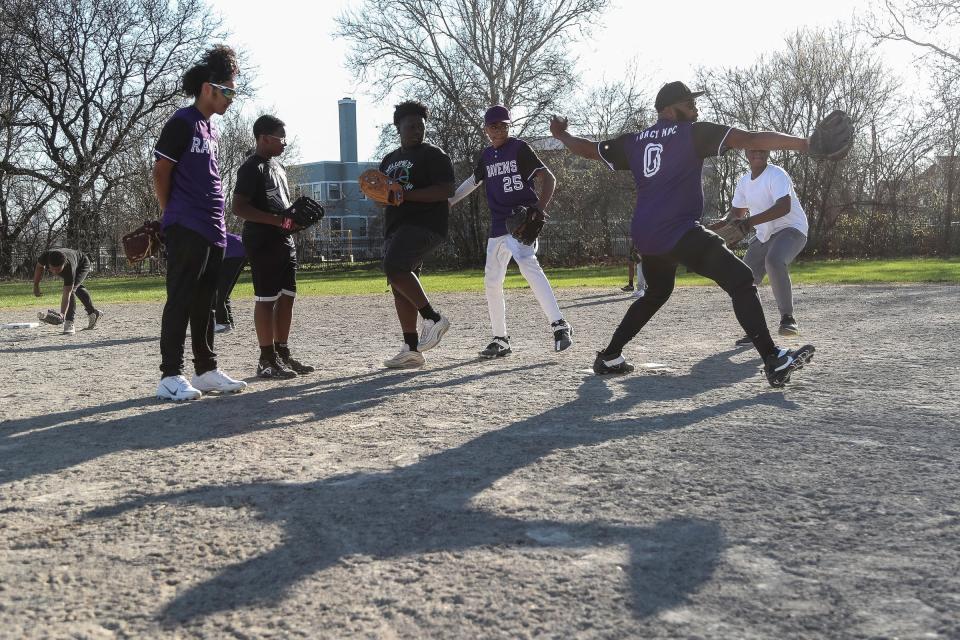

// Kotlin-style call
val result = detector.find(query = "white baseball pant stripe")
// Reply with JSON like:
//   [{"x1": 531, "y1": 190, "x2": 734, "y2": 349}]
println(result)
[{"x1": 485, "y1": 234, "x2": 562, "y2": 337}]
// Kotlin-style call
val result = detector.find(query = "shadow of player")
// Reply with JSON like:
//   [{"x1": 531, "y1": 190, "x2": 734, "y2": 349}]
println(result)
[{"x1": 87, "y1": 348, "x2": 797, "y2": 624}]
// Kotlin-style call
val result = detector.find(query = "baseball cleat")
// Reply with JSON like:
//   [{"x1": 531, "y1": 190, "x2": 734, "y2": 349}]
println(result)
[
  {"x1": 384, "y1": 344, "x2": 425, "y2": 369},
  {"x1": 214, "y1": 323, "x2": 233, "y2": 334},
  {"x1": 633, "y1": 287, "x2": 647, "y2": 298},
  {"x1": 480, "y1": 337, "x2": 511, "y2": 359},
  {"x1": 764, "y1": 344, "x2": 815, "y2": 388},
  {"x1": 778, "y1": 314, "x2": 800, "y2": 337},
  {"x1": 735, "y1": 335, "x2": 753, "y2": 346},
  {"x1": 620, "y1": 284, "x2": 635, "y2": 292},
  {"x1": 552, "y1": 319, "x2": 573, "y2": 352},
  {"x1": 281, "y1": 354, "x2": 315, "y2": 374},
  {"x1": 418, "y1": 315, "x2": 450, "y2": 352},
  {"x1": 192, "y1": 369, "x2": 247, "y2": 394},
  {"x1": 87, "y1": 310, "x2": 103, "y2": 330},
  {"x1": 62, "y1": 320, "x2": 75, "y2": 335},
  {"x1": 593, "y1": 352, "x2": 635, "y2": 375},
  {"x1": 157, "y1": 375, "x2": 202, "y2": 402},
  {"x1": 257, "y1": 357, "x2": 297, "y2": 379}
]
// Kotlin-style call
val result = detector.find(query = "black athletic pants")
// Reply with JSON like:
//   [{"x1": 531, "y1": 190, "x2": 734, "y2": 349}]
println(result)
[
  {"x1": 214, "y1": 256, "x2": 246, "y2": 326},
  {"x1": 65, "y1": 256, "x2": 95, "y2": 322},
  {"x1": 159, "y1": 224, "x2": 223, "y2": 378},
  {"x1": 603, "y1": 227, "x2": 778, "y2": 360}
]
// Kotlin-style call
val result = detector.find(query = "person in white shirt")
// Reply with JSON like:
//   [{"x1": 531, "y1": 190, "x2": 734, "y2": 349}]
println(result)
[{"x1": 728, "y1": 149, "x2": 808, "y2": 342}]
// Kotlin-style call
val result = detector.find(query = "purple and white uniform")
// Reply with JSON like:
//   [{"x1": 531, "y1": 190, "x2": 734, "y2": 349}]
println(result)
[
  {"x1": 472, "y1": 138, "x2": 545, "y2": 237},
  {"x1": 599, "y1": 119, "x2": 731, "y2": 255},
  {"x1": 153, "y1": 106, "x2": 227, "y2": 248}
]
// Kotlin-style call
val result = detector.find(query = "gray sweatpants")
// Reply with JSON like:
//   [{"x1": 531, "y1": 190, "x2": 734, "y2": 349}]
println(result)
[{"x1": 743, "y1": 227, "x2": 807, "y2": 318}]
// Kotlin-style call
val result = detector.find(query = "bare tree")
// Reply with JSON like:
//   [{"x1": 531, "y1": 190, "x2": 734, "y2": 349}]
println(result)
[
  {"x1": 866, "y1": 0, "x2": 960, "y2": 76},
  {"x1": 0, "y1": 0, "x2": 224, "y2": 264}
]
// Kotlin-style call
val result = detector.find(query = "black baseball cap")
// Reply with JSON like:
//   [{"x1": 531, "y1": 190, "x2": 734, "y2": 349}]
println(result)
[{"x1": 655, "y1": 81, "x2": 706, "y2": 111}]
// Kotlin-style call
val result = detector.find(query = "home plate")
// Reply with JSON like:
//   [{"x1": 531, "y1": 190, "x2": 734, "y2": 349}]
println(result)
[
  {"x1": 1, "y1": 322, "x2": 41, "y2": 330},
  {"x1": 639, "y1": 362, "x2": 671, "y2": 370}
]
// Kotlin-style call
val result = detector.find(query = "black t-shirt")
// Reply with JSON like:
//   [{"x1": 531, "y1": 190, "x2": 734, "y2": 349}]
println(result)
[
  {"x1": 379, "y1": 142, "x2": 455, "y2": 238},
  {"x1": 37, "y1": 249, "x2": 85, "y2": 286},
  {"x1": 234, "y1": 154, "x2": 294, "y2": 254}
]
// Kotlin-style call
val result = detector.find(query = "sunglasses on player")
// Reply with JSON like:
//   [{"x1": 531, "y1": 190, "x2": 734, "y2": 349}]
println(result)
[{"x1": 209, "y1": 83, "x2": 237, "y2": 100}]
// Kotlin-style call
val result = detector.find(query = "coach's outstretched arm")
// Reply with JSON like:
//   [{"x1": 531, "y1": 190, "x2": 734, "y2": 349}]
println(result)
[
  {"x1": 725, "y1": 129, "x2": 810, "y2": 153},
  {"x1": 549, "y1": 115, "x2": 603, "y2": 161}
]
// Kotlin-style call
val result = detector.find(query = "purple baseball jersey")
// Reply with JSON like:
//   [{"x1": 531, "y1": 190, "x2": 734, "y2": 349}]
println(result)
[
  {"x1": 473, "y1": 138, "x2": 545, "y2": 237},
  {"x1": 599, "y1": 119, "x2": 731, "y2": 255},
  {"x1": 153, "y1": 106, "x2": 227, "y2": 248}
]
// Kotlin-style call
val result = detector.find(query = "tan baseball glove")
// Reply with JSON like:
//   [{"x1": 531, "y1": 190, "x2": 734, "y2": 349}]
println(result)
[{"x1": 359, "y1": 169, "x2": 404, "y2": 206}]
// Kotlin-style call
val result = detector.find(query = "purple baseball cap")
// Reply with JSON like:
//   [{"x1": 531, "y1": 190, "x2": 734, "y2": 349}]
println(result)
[{"x1": 484, "y1": 105, "x2": 511, "y2": 125}]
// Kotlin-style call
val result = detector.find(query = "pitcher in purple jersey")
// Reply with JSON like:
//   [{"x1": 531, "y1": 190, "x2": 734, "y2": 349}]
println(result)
[
  {"x1": 450, "y1": 105, "x2": 573, "y2": 358},
  {"x1": 153, "y1": 45, "x2": 246, "y2": 401},
  {"x1": 551, "y1": 81, "x2": 817, "y2": 388}
]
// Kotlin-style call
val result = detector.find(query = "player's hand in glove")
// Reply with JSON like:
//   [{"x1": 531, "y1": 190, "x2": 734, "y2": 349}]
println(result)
[
  {"x1": 808, "y1": 110, "x2": 853, "y2": 161},
  {"x1": 280, "y1": 196, "x2": 325, "y2": 232},
  {"x1": 506, "y1": 205, "x2": 547, "y2": 245},
  {"x1": 713, "y1": 218, "x2": 751, "y2": 247},
  {"x1": 38, "y1": 309, "x2": 64, "y2": 325},
  {"x1": 359, "y1": 169, "x2": 404, "y2": 206}
]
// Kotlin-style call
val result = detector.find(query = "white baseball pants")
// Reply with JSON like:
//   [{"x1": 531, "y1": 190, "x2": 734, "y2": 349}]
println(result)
[{"x1": 485, "y1": 234, "x2": 562, "y2": 337}]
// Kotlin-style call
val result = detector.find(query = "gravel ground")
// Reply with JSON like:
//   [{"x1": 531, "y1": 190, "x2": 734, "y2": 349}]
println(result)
[{"x1": 1, "y1": 283, "x2": 957, "y2": 639}]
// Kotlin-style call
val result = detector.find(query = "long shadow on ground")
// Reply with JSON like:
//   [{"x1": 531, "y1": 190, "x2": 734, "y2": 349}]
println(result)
[
  {"x1": 0, "y1": 359, "x2": 529, "y2": 487},
  {"x1": 86, "y1": 349, "x2": 797, "y2": 624}
]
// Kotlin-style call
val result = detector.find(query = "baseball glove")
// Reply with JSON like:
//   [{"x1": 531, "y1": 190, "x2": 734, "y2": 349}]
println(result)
[
  {"x1": 809, "y1": 110, "x2": 853, "y2": 161},
  {"x1": 38, "y1": 309, "x2": 64, "y2": 325},
  {"x1": 122, "y1": 220, "x2": 163, "y2": 265},
  {"x1": 280, "y1": 196, "x2": 325, "y2": 232},
  {"x1": 713, "y1": 218, "x2": 751, "y2": 247},
  {"x1": 359, "y1": 169, "x2": 404, "y2": 206},
  {"x1": 506, "y1": 205, "x2": 547, "y2": 245}
]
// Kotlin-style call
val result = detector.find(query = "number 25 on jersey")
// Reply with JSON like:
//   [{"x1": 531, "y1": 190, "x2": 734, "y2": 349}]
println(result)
[{"x1": 502, "y1": 175, "x2": 524, "y2": 192}]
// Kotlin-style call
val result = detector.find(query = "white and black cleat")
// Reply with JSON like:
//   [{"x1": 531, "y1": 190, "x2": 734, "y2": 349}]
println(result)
[
  {"x1": 764, "y1": 344, "x2": 815, "y2": 388},
  {"x1": 480, "y1": 337, "x2": 511, "y2": 359}
]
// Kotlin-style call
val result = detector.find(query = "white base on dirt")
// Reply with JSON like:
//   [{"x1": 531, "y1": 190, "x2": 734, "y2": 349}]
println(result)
[{"x1": 1, "y1": 322, "x2": 41, "y2": 330}]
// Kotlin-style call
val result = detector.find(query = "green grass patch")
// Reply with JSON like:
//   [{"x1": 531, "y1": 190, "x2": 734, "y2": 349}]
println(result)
[{"x1": 2, "y1": 257, "x2": 957, "y2": 309}]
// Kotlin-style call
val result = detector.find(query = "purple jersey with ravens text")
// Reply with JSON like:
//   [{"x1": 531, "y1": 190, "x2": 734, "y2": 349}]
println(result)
[
  {"x1": 153, "y1": 106, "x2": 227, "y2": 248},
  {"x1": 473, "y1": 138, "x2": 545, "y2": 238},
  {"x1": 599, "y1": 119, "x2": 731, "y2": 255}
]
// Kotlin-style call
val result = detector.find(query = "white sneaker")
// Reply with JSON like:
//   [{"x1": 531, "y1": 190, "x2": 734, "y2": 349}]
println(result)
[
  {"x1": 191, "y1": 369, "x2": 247, "y2": 394},
  {"x1": 633, "y1": 288, "x2": 646, "y2": 298},
  {"x1": 87, "y1": 310, "x2": 103, "y2": 329},
  {"x1": 62, "y1": 321, "x2": 75, "y2": 335},
  {"x1": 417, "y1": 315, "x2": 450, "y2": 352},
  {"x1": 214, "y1": 323, "x2": 232, "y2": 333},
  {"x1": 383, "y1": 344, "x2": 425, "y2": 369},
  {"x1": 157, "y1": 375, "x2": 202, "y2": 401}
]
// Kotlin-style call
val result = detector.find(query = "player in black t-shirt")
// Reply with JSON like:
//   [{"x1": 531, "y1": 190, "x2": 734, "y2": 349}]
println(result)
[
  {"x1": 33, "y1": 248, "x2": 102, "y2": 335},
  {"x1": 551, "y1": 81, "x2": 816, "y2": 387},
  {"x1": 232, "y1": 114, "x2": 315, "y2": 379},
  {"x1": 378, "y1": 101, "x2": 456, "y2": 369}
]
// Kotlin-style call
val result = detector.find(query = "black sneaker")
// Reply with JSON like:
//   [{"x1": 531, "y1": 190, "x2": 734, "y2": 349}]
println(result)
[
  {"x1": 764, "y1": 344, "x2": 815, "y2": 388},
  {"x1": 552, "y1": 319, "x2": 574, "y2": 352},
  {"x1": 735, "y1": 335, "x2": 753, "y2": 346},
  {"x1": 257, "y1": 356, "x2": 297, "y2": 379},
  {"x1": 479, "y1": 337, "x2": 511, "y2": 359},
  {"x1": 620, "y1": 284, "x2": 634, "y2": 292},
  {"x1": 593, "y1": 351, "x2": 635, "y2": 375},
  {"x1": 778, "y1": 315, "x2": 799, "y2": 337},
  {"x1": 282, "y1": 354, "x2": 315, "y2": 374}
]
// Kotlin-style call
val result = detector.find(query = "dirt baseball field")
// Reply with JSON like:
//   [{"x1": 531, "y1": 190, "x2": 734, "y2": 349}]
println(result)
[{"x1": 1, "y1": 283, "x2": 957, "y2": 639}]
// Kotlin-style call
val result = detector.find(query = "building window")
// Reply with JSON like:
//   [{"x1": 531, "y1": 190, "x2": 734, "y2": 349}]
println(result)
[
  {"x1": 329, "y1": 217, "x2": 342, "y2": 233},
  {"x1": 328, "y1": 182, "x2": 342, "y2": 200},
  {"x1": 313, "y1": 184, "x2": 324, "y2": 201}
]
